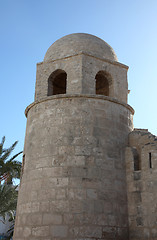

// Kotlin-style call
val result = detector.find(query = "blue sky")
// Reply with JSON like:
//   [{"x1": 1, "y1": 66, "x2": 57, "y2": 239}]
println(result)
[{"x1": 0, "y1": 0, "x2": 157, "y2": 159}]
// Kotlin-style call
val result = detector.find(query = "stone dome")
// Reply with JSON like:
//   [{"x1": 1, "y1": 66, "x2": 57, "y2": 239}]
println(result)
[{"x1": 44, "y1": 33, "x2": 118, "y2": 62}]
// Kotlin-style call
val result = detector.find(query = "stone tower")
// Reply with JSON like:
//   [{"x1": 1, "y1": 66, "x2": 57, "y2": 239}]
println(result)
[
  {"x1": 13, "y1": 33, "x2": 134, "y2": 240},
  {"x1": 126, "y1": 129, "x2": 157, "y2": 239}
]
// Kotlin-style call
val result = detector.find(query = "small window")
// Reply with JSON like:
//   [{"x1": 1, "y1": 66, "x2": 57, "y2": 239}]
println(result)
[
  {"x1": 48, "y1": 69, "x2": 67, "y2": 96},
  {"x1": 95, "y1": 71, "x2": 111, "y2": 96},
  {"x1": 132, "y1": 148, "x2": 141, "y2": 171},
  {"x1": 149, "y1": 152, "x2": 152, "y2": 168}
]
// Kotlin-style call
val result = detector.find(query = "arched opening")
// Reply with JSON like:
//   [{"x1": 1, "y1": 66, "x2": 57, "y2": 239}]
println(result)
[
  {"x1": 95, "y1": 71, "x2": 111, "y2": 96},
  {"x1": 48, "y1": 69, "x2": 67, "y2": 96}
]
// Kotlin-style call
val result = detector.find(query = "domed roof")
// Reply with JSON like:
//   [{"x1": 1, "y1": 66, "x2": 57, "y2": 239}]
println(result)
[{"x1": 44, "y1": 33, "x2": 118, "y2": 62}]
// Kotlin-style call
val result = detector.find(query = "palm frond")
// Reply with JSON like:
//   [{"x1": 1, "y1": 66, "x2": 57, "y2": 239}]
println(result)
[
  {"x1": 0, "y1": 137, "x2": 22, "y2": 183},
  {"x1": 9, "y1": 151, "x2": 23, "y2": 162},
  {"x1": 0, "y1": 184, "x2": 18, "y2": 220},
  {"x1": 0, "y1": 141, "x2": 18, "y2": 162}
]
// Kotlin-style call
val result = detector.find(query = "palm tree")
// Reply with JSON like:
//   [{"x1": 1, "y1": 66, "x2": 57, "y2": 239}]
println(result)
[
  {"x1": 0, "y1": 136, "x2": 22, "y2": 184},
  {"x1": 0, "y1": 136, "x2": 22, "y2": 235},
  {"x1": 0, "y1": 184, "x2": 18, "y2": 221}
]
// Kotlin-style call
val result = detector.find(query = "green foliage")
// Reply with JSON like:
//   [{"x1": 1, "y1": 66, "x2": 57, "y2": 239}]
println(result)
[
  {"x1": 6, "y1": 214, "x2": 15, "y2": 239},
  {"x1": 0, "y1": 136, "x2": 22, "y2": 184},
  {"x1": 0, "y1": 184, "x2": 18, "y2": 220},
  {"x1": 0, "y1": 136, "x2": 22, "y2": 239}
]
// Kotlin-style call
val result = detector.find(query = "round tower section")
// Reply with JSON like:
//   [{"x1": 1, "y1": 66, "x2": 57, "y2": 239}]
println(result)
[{"x1": 13, "y1": 34, "x2": 134, "y2": 240}]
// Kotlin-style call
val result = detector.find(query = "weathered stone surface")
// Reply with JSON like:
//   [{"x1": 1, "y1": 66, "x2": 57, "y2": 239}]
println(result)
[
  {"x1": 43, "y1": 213, "x2": 62, "y2": 225},
  {"x1": 126, "y1": 129, "x2": 157, "y2": 239},
  {"x1": 32, "y1": 226, "x2": 49, "y2": 237},
  {"x1": 51, "y1": 225, "x2": 68, "y2": 237},
  {"x1": 13, "y1": 33, "x2": 136, "y2": 240}
]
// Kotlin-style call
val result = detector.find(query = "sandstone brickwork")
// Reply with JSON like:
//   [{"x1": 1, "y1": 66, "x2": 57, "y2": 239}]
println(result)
[
  {"x1": 13, "y1": 33, "x2": 156, "y2": 240},
  {"x1": 126, "y1": 129, "x2": 157, "y2": 239}
]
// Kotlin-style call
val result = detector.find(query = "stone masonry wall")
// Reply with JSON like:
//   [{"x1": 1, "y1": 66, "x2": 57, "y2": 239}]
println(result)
[
  {"x1": 35, "y1": 54, "x2": 128, "y2": 104},
  {"x1": 13, "y1": 95, "x2": 133, "y2": 240},
  {"x1": 125, "y1": 129, "x2": 157, "y2": 239}
]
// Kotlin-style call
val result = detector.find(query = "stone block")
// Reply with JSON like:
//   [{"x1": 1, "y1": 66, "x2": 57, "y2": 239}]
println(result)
[
  {"x1": 67, "y1": 156, "x2": 85, "y2": 166},
  {"x1": 40, "y1": 200, "x2": 50, "y2": 212},
  {"x1": 69, "y1": 226, "x2": 102, "y2": 238},
  {"x1": 117, "y1": 227, "x2": 129, "y2": 239},
  {"x1": 26, "y1": 213, "x2": 42, "y2": 226},
  {"x1": 87, "y1": 189, "x2": 97, "y2": 199},
  {"x1": 151, "y1": 228, "x2": 157, "y2": 238},
  {"x1": 63, "y1": 213, "x2": 74, "y2": 224},
  {"x1": 75, "y1": 146, "x2": 92, "y2": 156},
  {"x1": 38, "y1": 188, "x2": 55, "y2": 200},
  {"x1": 43, "y1": 213, "x2": 62, "y2": 225},
  {"x1": 94, "y1": 200, "x2": 104, "y2": 213},
  {"x1": 69, "y1": 200, "x2": 83, "y2": 213},
  {"x1": 83, "y1": 200, "x2": 95, "y2": 213},
  {"x1": 56, "y1": 188, "x2": 66, "y2": 199},
  {"x1": 68, "y1": 188, "x2": 86, "y2": 200},
  {"x1": 96, "y1": 214, "x2": 108, "y2": 225},
  {"x1": 19, "y1": 203, "x2": 31, "y2": 214},
  {"x1": 32, "y1": 226, "x2": 49, "y2": 237},
  {"x1": 23, "y1": 227, "x2": 31, "y2": 237},
  {"x1": 51, "y1": 225, "x2": 68, "y2": 237},
  {"x1": 102, "y1": 226, "x2": 116, "y2": 238},
  {"x1": 50, "y1": 200, "x2": 69, "y2": 213},
  {"x1": 108, "y1": 214, "x2": 117, "y2": 226},
  {"x1": 13, "y1": 227, "x2": 23, "y2": 238},
  {"x1": 31, "y1": 202, "x2": 40, "y2": 212},
  {"x1": 59, "y1": 146, "x2": 75, "y2": 155}
]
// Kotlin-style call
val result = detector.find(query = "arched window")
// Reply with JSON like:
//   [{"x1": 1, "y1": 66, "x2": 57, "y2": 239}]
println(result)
[
  {"x1": 48, "y1": 69, "x2": 67, "y2": 96},
  {"x1": 95, "y1": 71, "x2": 111, "y2": 96}
]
